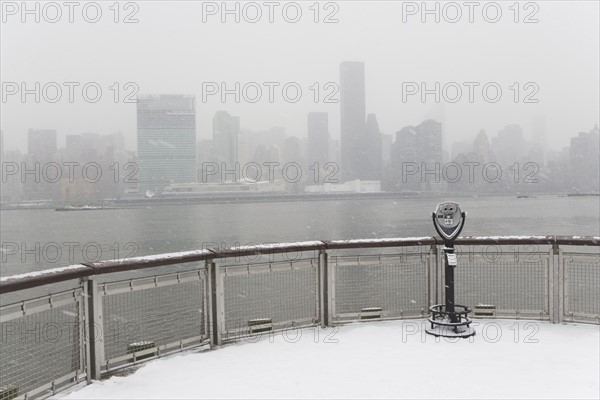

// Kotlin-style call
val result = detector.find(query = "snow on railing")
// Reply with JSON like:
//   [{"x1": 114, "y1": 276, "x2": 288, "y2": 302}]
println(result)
[{"x1": 1, "y1": 235, "x2": 598, "y2": 293}]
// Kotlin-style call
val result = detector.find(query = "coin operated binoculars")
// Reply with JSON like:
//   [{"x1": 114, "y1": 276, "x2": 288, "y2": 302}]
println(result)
[{"x1": 426, "y1": 202, "x2": 476, "y2": 338}]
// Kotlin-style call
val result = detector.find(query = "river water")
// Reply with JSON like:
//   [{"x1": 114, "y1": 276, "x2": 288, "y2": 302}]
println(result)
[{"x1": 1, "y1": 194, "x2": 599, "y2": 277}]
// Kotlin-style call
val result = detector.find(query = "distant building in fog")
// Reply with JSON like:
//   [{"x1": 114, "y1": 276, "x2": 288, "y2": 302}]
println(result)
[
  {"x1": 492, "y1": 124, "x2": 528, "y2": 166},
  {"x1": 416, "y1": 119, "x2": 442, "y2": 164},
  {"x1": 24, "y1": 129, "x2": 58, "y2": 201},
  {"x1": 245, "y1": 127, "x2": 286, "y2": 164},
  {"x1": 283, "y1": 136, "x2": 302, "y2": 166},
  {"x1": 389, "y1": 126, "x2": 418, "y2": 191},
  {"x1": 365, "y1": 113, "x2": 383, "y2": 180},
  {"x1": 137, "y1": 94, "x2": 197, "y2": 194},
  {"x1": 381, "y1": 133, "x2": 393, "y2": 166},
  {"x1": 387, "y1": 119, "x2": 442, "y2": 191},
  {"x1": 416, "y1": 119, "x2": 443, "y2": 190},
  {"x1": 340, "y1": 61, "x2": 367, "y2": 181},
  {"x1": 62, "y1": 132, "x2": 131, "y2": 202},
  {"x1": 213, "y1": 111, "x2": 240, "y2": 168},
  {"x1": 307, "y1": 112, "x2": 329, "y2": 166},
  {"x1": 472, "y1": 129, "x2": 491, "y2": 163},
  {"x1": 27, "y1": 129, "x2": 57, "y2": 157},
  {"x1": 65, "y1": 134, "x2": 83, "y2": 159},
  {"x1": 569, "y1": 125, "x2": 599, "y2": 192},
  {"x1": 532, "y1": 115, "x2": 547, "y2": 154}
]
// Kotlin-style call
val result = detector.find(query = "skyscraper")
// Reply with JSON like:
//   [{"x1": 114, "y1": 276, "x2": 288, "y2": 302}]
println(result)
[
  {"x1": 532, "y1": 115, "x2": 547, "y2": 153},
  {"x1": 307, "y1": 112, "x2": 329, "y2": 166},
  {"x1": 416, "y1": 119, "x2": 443, "y2": 166},
  {"x1": 472, "y1": 129, "x2": 491, "y2": 163},
  {"x1": 365, "y1": 113, "x2": 382, "y2": 179},
  {"x1": 25, "y1": 129, "x2": 58, "y2": 201},
  {"x1": 340, "y1": 61, "x2": 366, "y2": 181},
  {"x1": 213, "y1": 111, "x2": 240, "y2": 168},
  {"x1": 388, "y1": 120, "x2": 442, "y2": 191},
  {"x1": 389, "y1": 126, "x2": 418, "y2": 191},
  {"x1": 492, "y1": 124, "x2": 528, "y2": 166},
  {"x1": 137, "y1": 95, "x2": 196, "y2": 194},
  {"x1": 570, "y1": 125, "x2": 599, "y2": 192}
]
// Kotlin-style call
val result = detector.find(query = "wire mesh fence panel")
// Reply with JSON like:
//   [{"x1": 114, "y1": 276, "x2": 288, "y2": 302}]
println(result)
[
  {"x1": 563, "y1": 252, "x2": 600, "y2": 322},
  {"x1": 0, "y1": 288, "x2": 85, "y2": 399},
  {"x1": 221, "y1": 259, "x2": 318, "y2": 339},
  {"x1": 454, "y1": 247, "x2": 551, "y2": 318},
  {"x1": 100, "y1": 268, "x2": 207, "y2": 367},
  {"x1": 331, "y1": 253, "x2": 429, "y2": 322}
]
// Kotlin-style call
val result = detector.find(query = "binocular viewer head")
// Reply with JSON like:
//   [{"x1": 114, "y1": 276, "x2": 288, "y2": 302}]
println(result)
[{"x1": 432, "y1": 201, "x2": 466, "y2": 243}]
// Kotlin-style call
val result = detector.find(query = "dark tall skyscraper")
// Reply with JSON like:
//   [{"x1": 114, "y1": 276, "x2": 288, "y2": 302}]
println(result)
[
  {"x1": 307, "y1": 112, "x2": 329, "y2": 166},
  {"x1": 137, "y1": 95, "x2": 197, "y2": 194},
  {"x1": 340, "y1": 61, "x2": 366, "y2": 181},
  {"x1": 340, "y1": 61, "x2": 382, "y2": 181}
]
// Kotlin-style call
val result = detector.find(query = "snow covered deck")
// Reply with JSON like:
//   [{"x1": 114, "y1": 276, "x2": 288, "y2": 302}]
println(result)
[{"x1": 57, "y1": 319, "x2": 599, "y2": 399}]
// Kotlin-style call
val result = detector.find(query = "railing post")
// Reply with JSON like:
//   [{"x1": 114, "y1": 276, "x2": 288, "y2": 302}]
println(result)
[
  {"x1": 555, "y1": 245, "x2": 564, "y2": 323},
  {"x1": 436, "y1": 244, "x2": 444, "y2": 307},
  {"x1": 318, "y1": 249, "x2": 329, "y2": 327},
  {"x1": 81, "y1": 280, "x2": 91, "y2": 384},
  {"x1": 207, "y1": 260, "x2": 222, "y2": 347},
  {"x1": 548, "y1": 246, "x2": 556, "y2": 323},
  {"x1": 85, "y1": 277, "x2": 104, "y2": 380},
  {"x1": 429, "y1": 243, "x2": 437, "y2": 307}
]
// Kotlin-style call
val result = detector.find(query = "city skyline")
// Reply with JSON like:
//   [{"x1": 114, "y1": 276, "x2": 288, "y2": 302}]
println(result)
[
  {"x1": 3, "y1": 106, "x2": 598, "y2": 203},
  {"x1": 2, "y1": 2, "x2": 598, "y2": 154}
]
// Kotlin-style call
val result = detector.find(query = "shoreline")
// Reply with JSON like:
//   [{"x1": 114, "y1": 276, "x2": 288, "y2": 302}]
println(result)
[{"x1": 1, "y1": 191, "x2": 596, "y2": 211}]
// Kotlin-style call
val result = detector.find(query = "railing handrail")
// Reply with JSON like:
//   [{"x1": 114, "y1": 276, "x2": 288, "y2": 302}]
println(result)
[{"x1": 1, "y1": 235, "x2": 598, "y2": 294}]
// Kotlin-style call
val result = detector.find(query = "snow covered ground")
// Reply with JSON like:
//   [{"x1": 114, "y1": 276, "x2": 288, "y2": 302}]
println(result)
[{"x1": 58, "y1": 319, "x2": 599, "y2": 399}]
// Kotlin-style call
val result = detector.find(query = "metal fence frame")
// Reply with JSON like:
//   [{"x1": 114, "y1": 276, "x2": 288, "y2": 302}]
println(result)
[{"x1": 1, "y1": 236, "x2": 598, "y2": 399}]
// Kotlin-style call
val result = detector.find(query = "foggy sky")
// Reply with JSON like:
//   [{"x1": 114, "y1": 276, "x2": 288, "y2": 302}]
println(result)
[{"x1": 1, "y1": 0, "x2": 599, "y2": 153}]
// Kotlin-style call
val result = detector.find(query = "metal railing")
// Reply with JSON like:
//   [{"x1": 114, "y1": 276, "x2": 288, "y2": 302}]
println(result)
[{"x1": 0, "y1": 235, "x2": 598, "y2": 399}]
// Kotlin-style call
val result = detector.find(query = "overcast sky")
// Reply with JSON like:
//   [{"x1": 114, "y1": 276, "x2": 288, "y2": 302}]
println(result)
[{"x1": 1, "y1": 0, "x2": 598, "y2": 153}]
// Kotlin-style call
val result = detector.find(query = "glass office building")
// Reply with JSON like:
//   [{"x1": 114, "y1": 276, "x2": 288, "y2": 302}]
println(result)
[{"x1": 137, "y1": 95, "x2": 197, "y2": 194}]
